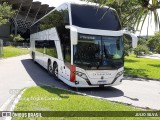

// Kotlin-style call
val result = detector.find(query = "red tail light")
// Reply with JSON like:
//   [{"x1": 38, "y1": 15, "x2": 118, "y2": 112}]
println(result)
[{"x1": 70, "y1": 65, "x2": 76, "y2": 82}]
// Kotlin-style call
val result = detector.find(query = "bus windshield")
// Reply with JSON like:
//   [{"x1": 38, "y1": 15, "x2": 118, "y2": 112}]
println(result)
[
  {"x1": 71, "y1": 4, "x2": 121, "y2": 30},
  {"x1": 73, "y1": 34, "x2": 124, "y2": 70}
]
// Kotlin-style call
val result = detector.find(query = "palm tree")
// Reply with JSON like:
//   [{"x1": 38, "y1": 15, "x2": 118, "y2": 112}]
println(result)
[
  {"x1": 84, "y1": 0, "x2": 160, "y2": 34},
  {"x1": 132, "y1": 0, "x2": 160, "y2": 34}
]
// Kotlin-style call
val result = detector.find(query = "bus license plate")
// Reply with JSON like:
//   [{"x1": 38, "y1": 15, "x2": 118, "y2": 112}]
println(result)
[{"x1": 97, "y1": 80, "x2": 107, "y2": 84}]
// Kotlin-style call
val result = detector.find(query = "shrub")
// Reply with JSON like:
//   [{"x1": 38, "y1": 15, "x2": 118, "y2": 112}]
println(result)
[
  {"x1": 155, "y1": 43, "x2": 160, "y2": 54},
  {"x1": 138, "y1": 38, "x2": 148, "y2": 45},
  {"x1": 9, "y1": 34, "x2": 24, "y2": 42},
  {"x1": 134, "y1": 45, "x2": 149, "y2": 57},
  {"x1": 147, "y1": 32, "x2": 160, "y2": 52}
]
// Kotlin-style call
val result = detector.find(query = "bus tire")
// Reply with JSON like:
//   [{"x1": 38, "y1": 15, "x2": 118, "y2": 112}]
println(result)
[
  {"x1": 47, "y1": 59, "x2": 53, "y2": 75},
  {"x1": 53, "y1": 62, "x2": 58, "y2": 80},
  {"x1": 32, "y1": 52, "x2": 35, "y2": 62}
]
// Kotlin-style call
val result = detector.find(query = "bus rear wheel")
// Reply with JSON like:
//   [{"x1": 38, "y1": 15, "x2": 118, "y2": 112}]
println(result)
[
  {"x1": 32, "y1": 52, "x2": 35, "y2": 62},
  {"x1": 53, "y1": 63, "x2": 58, "y2": 80},
  {"x1": 48, "y1": 60, "x2": 53, "y2": 74}
]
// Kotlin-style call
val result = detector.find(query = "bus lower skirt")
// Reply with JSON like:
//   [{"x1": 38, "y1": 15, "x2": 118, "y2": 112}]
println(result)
[{"x1": 99, "y1": 85, "x2": 105, "y2": 88}]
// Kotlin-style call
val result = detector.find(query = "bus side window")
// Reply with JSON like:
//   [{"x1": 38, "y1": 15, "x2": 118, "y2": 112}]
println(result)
[
  {"x1": 64, "y1": 41, "x2": 71, "y2": 63},
  {"x1": 64, "y1": 10, "x2": 69, "y2": 25},
  {"x1": 46, "y1": 40, "x2": 58, "y2": 58},
  {"x1": 38, "y1": 6, "x2": 69, "y2": 31},
  {"x1": 35, "y1": 41, "x2": 44, "y2": 53},
  {"x1": 56, "y1": 4, "x2": 71, "y2": 63}
]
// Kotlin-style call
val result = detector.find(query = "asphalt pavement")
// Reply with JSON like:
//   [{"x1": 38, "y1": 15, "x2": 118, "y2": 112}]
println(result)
[
  {"x1": 143, "y1": 54, "x2": 160, "y2": 60},
  {"x1": 0, "y1": 55, "x2": 160, "y2": 110}
]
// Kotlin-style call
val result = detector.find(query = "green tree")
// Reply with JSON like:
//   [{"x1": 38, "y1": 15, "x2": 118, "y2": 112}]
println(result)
[
  {"x1": 148, "y1": 32, "x2": 160, "y2": 52},
  {"x1": 155, "y1": 43, "x2": 160, "y2": 54},
  {"x1": 134, "y1": 45, "x2": 149, "y2": 57},
  {"x1": 0, "y1": 2, "x2": 15, "y2": 26},
  {"x1": 123, "y1": 34, "x2": 133, "y2": 56},
  {"x1": 133, "y1": 38, "x2": 149, "y2": 56},
  {"x1": 9, "y1": 34, "x2": 24, "y2": 43},
  {"x1": 138, "y1": 38, "x2": 148, "y2": 45}
]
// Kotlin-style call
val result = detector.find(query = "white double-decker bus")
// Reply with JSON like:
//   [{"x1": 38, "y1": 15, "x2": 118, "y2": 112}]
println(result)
[{"x1": 30, "y1": 1, "x2": 137, "y2": 87}]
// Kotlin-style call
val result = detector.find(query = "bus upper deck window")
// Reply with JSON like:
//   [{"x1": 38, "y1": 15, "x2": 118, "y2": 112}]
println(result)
[{"x1": 64, "y1": 13, "x2": 69, "y2": 25}]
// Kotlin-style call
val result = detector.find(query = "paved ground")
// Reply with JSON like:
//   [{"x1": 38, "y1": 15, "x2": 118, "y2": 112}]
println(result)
[
  {"x1": 143, "y1": 54, "x2": 160, "y2": 60},
  {"x1": 0, "y1": 55, "x2": 160, "y2": 110}
]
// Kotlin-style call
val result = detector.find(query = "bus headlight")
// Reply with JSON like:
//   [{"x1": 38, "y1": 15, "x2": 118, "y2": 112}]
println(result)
[{"x1": 75, "y1": 71, "x2": 88, "y2": 80}]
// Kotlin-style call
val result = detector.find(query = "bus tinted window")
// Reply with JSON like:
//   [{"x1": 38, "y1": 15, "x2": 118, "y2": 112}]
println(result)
[
  {"x1": 30, "y1": 6, "x2": 69, "y2": 34},
  {"x1": 39, "y1": 10, "x2": 65, "y2": 31},
  {"x1": 59, "y1": 28, "x2": 71, "y2": 63},
  {"x1": 71, "y1": 4, "x2": 121, "y2": 30},
  {"x1": 35, "y1": 41, "x2": 44, "y2": 53},
  {"x1": 46, "y1": 40, "x2": 58, "y2": 58},
  {"x1": 63, "y1": 38, "x2": 71, "y2": 63}
]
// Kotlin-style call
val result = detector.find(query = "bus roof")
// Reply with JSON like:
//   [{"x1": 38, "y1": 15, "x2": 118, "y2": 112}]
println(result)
[
  {"x1": 31, "y1": 1, "x2": 116, "y2": 27},
  {"x1": 58, "y1": 1, "x2": 116, "y2": 11}
]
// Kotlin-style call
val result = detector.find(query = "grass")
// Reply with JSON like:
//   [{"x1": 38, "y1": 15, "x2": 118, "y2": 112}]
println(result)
[
  {"x1": 13, "y1": 86, "x2": 158, "y2": 120},
  {"x1": 0, "y1": 46, "x2": 30, "y2": 58},
  {"x1": 124, "y1": 54, "x2": 160, "y2": 80}
]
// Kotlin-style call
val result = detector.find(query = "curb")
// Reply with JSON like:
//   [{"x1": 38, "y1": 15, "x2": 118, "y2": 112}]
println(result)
[
  {"x1": 9, "y1": 89, "x2": 26, "y2": 111},
  {"x1": 0, "y1": 54, "x2": 30, "y2": 61},
  {"x1": 3, "y1": 89, "x2": 26, "y2": 120},
  {"x1": 0, "y1": 95, "x2": 15, "y2": 111},
  {"x1": 124, "y1": 74, "x2": 160, "y2": 82},
  {"x1": 52, "y1": 86, "x2": 156, "y2": 111}
]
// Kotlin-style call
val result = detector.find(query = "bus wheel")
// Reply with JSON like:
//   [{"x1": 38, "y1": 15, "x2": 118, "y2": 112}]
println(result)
[
  {"x1": 53, "y1": 63, "x2": 58, "y2": 79},
  {"x1": 32, "y1": 52, "x2": 35, "y2": 62},
  {"x1": 48, "y1": 60, "x2": 53, "y2": 74}
]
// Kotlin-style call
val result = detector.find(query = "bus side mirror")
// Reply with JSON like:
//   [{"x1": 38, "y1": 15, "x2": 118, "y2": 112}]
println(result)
[
  {"x1": 65, "y1": 25, "x2": 78, "y2": 45},
  {"x1": 130, "y1": 33, "x2": 138, "y2": 48},
  {"x1": 122, "y1": 30, "x2": 138, "y2": 48}
]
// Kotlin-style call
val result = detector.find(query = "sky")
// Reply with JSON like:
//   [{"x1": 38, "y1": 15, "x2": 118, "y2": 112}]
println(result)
[{"x1": 33, "y1": 0, "x2": 157, "y2": 36}]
